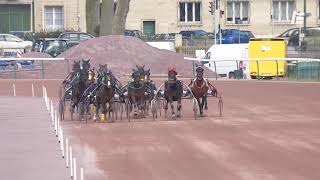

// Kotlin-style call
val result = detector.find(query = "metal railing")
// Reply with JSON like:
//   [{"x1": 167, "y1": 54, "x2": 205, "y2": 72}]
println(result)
[
  {"x1": 0, "y1": 57, "x2": 68, "y2": 79},
  {"x1": 185, "y1": 57, "x2": 320, "y2": 81}
]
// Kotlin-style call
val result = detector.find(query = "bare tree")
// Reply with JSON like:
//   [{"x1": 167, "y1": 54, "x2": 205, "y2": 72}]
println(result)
[
  {"x1": 100, "y1": 0, "x2": 114, "y2": 36},
  {"x1": 112, "y1": 0, "x2": 131, "y2": 35},
  {"x1": 86, "y1": 0, "x2": 101, "y2": 36}
]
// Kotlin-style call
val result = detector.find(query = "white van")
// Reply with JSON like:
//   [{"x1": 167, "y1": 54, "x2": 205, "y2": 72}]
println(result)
[{"x1": 203, "y1": 44, "x2": 249, "y2": 79}]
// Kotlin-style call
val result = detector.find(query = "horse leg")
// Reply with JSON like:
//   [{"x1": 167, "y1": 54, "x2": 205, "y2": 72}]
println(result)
[
  {"x1": 164, "y1": 100, "x2": 168, "y2": 118},
  {"x1": 94, "y1": 101, "x2": 100, "y2": 121},
  {"x1": 170, "y1": 98, "x2": 175, "y2": 119},
  {"x1": 204, "y1": 95, "x2": 208, "y2": 110},
  {"x1": 100, "y1": 101, "x2": 107, "y2": 122},
  {"x1": 177, "y1": 98, "x2": 182, "y2": 117},
  {"x1": 199, "y1": 98, "x2": 204, "y2": 116},
  {"x1": 109, "y1": 102, "x2": 114, "y2": 122}
]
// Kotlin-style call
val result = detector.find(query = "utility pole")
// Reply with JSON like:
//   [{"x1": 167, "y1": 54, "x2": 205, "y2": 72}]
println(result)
[
  {"x1": 214, "y1": 0, "x2": 220, "y2": 44},
  {"x1": 303, "y1": 0, "x2": 307, "y2": 34}
]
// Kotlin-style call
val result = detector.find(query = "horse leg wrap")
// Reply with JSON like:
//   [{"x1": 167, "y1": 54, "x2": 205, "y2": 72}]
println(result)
[{"x1": 100, "y1": 114, "x2": 106, "y2": 122}]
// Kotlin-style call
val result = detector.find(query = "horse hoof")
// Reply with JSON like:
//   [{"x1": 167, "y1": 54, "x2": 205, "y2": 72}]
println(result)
[{"x1": 204, "y1": 106, "x2": 208, "y2": 110}]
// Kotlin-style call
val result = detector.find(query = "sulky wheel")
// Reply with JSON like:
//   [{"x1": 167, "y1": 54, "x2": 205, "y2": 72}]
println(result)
[
  {"x1": 192, "y1": 98, "x2": 199, "y2": 120},
  {"x1": 150, "y1": 99, "x2": 158, "y2": 120},
  {"x1": 218, "y1": 95, "x2": 223, "y2": 117},
  {"x1": 58, "y1": 99, "x2": 65, "y2": 121}
]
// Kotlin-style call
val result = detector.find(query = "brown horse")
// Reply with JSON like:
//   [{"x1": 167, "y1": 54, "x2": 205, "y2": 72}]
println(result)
[
  {"x1": 164, "y1": 67, "x2": 183, "y2": 118},
  {"x1": 188, "y1": 66, "x2": 219, "y2": 116},
  {"x1": 126, "y1": 69, "x2": 147, "y2": 118},
  {"x1": 93, "y1": 64, "x2": 115, "y2": 122}
]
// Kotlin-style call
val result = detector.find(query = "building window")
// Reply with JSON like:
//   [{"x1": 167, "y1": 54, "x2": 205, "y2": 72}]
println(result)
[
  {"x1": 272, "y1": 0, "x2": 295, "y2": 22},
  {"x1": 179, "y1": 2, "x2": 201, "y2": 23},
  {"x1": 44, "y1": 6, "x2": 64, "y2": 31},
  {"x1": 226, "y1": 0, "x2": 250, "y2": 24}
]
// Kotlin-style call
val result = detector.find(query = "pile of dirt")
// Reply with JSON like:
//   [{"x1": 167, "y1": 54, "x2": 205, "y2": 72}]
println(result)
[
  {"x1": 57, "y1": 35, "x2": 215, "y2": 81},
  {"x1": 2, "y1": 35, "x2": 215, "y2": 80}
]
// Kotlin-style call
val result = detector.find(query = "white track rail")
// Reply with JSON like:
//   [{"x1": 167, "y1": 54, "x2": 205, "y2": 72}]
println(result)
[
  {"x1": 0, "y1": 57, "x2": 65, "y2": 61},
  {"x1": 184, "y1": 57, "x2": 320, "y2": 62}
]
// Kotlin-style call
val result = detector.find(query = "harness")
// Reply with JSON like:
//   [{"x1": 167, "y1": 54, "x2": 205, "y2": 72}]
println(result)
[{"x1": 192, "y1": 78, "x2": 209, "y2": 89}]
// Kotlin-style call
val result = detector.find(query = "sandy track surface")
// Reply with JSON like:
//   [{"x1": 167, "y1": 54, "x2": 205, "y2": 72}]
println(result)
[
  {"x1": 0, "y1": 96, "x2": 69, "y2": 180},
  {"x1": 1, "y1": 79, "x2": 320, "y2": 180}
]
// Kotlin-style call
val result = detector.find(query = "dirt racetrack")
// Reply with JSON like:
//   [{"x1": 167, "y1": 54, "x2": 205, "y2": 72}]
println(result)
[{"x1": 1, "y1": 79, "x2": 320, "y2": 180}]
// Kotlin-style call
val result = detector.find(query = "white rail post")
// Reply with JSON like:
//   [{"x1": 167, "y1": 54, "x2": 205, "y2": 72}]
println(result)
[
  {"x1": 73, "y1": 158, "x2": 77, "y2": 180},
  {"x1": 42, "y1": 86, "x2": 44, "y2": 99},
  {"x1": 51, "y1": 100, "x2": 54, "y2": 119},
  {"x1": 61, "y1": 129, "x2": 65, "y2": 158},
  {"x1": 58, "y1": 124, "x2": 61, "y2": 142},
  {"x1": 70, "y1": 146, "x2": 73, "y2": 178},
  {"x1": 53, "y1": 109, "x2": 56, "y2": 128},
  {"x1": 55, "y1": 111, "x2": 58, "y2": 136},
  {"x1": 32, "y1": 83, "x2": 34, "y2": 97},
  {"x1": 13, "y1": 84, "x2": 16, "y2": 96},
  {"x1": 80, "y1": 168, "x2": 84, "y2": 180},
  {"x1": 66, "y1": 138, "x2": 69, "y2": 167},
  {"x1": 47, "y1": 97, "x2": 50, "y2": 112}
]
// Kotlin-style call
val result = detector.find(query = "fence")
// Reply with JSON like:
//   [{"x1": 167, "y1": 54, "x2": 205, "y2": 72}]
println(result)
[
  {"x1": 185, "y1": 57, "x2": 320, "y2": 81},
  {"x1": 176, "y1": 46, "x2": 211, "y2": 56},
  {"x1": 0, "y1": 57, "x2": 69, "y2": 79}
]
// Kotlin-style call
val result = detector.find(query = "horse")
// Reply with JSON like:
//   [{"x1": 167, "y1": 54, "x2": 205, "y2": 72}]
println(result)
[
  {"x1": 69, "y1": 59, "x2": 91, "y2": 120},
  {"x1": 126, "y1": 68, "x2": 147, "y2": 118},
  {"x1": 135, "y1": 65, "x2": 157, "y2": 113},
  {"x1": 93, "y1": 64, "x2": 115, "y2": 122},
  {"x1": 59, "y1": 60, "x2": 81, "y2": 120},
  {"x1": 188, "y1": 65, "x2": 219, "y2": 116},
  {"x1": 164, "y1": 67, "x2": 183, "y2": 118}
]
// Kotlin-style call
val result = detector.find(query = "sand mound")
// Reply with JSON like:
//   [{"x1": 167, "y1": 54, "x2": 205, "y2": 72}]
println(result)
[
  {"x1": 58, "y1": 35, "x2": 215, "y2": 81},
  {"x1": 21, "y1": 52, "x2": 52, "y2": 58},
  {"x1": 3, "y1": 35, "x2": 215, "y2": 80}
]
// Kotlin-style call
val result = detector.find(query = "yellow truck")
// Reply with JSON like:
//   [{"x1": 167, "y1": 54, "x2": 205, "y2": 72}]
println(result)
[{"x1": 249, "y1": 38, "x2": 286, "y2": 79}]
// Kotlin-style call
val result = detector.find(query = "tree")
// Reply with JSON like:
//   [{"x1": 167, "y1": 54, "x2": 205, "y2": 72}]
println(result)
[
  {"x1": 112, "y1": 0, "x2": 131, "y2": 35},
  {"x1": 99, "y1": 0, "x2": 114, "y2": 36},
  {"x1": 86, "y1": 0, "x2": 131, "y2": 36},
  {"x1": 86, "y1": 0, "x2": 100, "y2": 36}
]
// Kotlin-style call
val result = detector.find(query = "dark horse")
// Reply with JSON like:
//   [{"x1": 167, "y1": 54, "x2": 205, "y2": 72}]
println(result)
[
  {"x1": 135, "y1": 65, "x2": 157, "y2": 113},
  {"x1": 69, "y1": 59, "x2": 91, "y2": 120},
  {"x1": 59, "y1": 61, "x2": 81, "y2": 120},
  {"x1": 188, "y1": 65, "x2": 219, "y2": 116},
  {"x1": 93, "y1": 64, "x2": 115, "y2": 122},
  {"x1": 126, "y1": 68, "x2": 147, "y2": 118},
  {"x1": 164, "y1": 67, "x2": 183, "y2": 118}
]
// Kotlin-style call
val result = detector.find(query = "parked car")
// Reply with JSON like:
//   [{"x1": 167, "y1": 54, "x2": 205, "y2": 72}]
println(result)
[
  {"x1": 277, "y1": 28, "x2": 298, "y2": 45},
  {"x1": 277, "y1": 27, "x2": 318, "y2": 47},
  {"x1": 124, "y1": 30, "x2": 143, "y2": 39},
  {"x1": 179, "y1": 30, "x2": 208, "y2": 39},
  {"x1": 302, "y1": 27, "x2": 320, "y2": 51},
  {"x1": 58, "y1": 32, "x2": 95, "y2": 47},
  {"x1": 0, "y1": 34, "x2": 34, "y2": 66},
  {"x1": 32, "y1": 38, "x2": 70, "y2": 57},
  {"x1": 216, "y1": 29, "x2": 254, "y2": 44},
  {"x1": 9, "y1": 31, "x2": 33, "y2": 40},
  {"x1": 152, "y1": 33, "x2": 177, "y2": 41},
  {"x1": 0, "y1": 34, "x2": 33, "y2": 51}
]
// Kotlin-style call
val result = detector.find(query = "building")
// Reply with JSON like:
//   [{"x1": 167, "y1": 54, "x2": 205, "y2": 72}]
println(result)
[
  {"x1": 1, "y1": 0, "x2": 319, "y2": 37},
  {"x1": 126, "y1": 0, "x2": 320, "y2": 37},
  {"x1": 0, "y1": 0, "x2": 86, "y2": 33}
]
